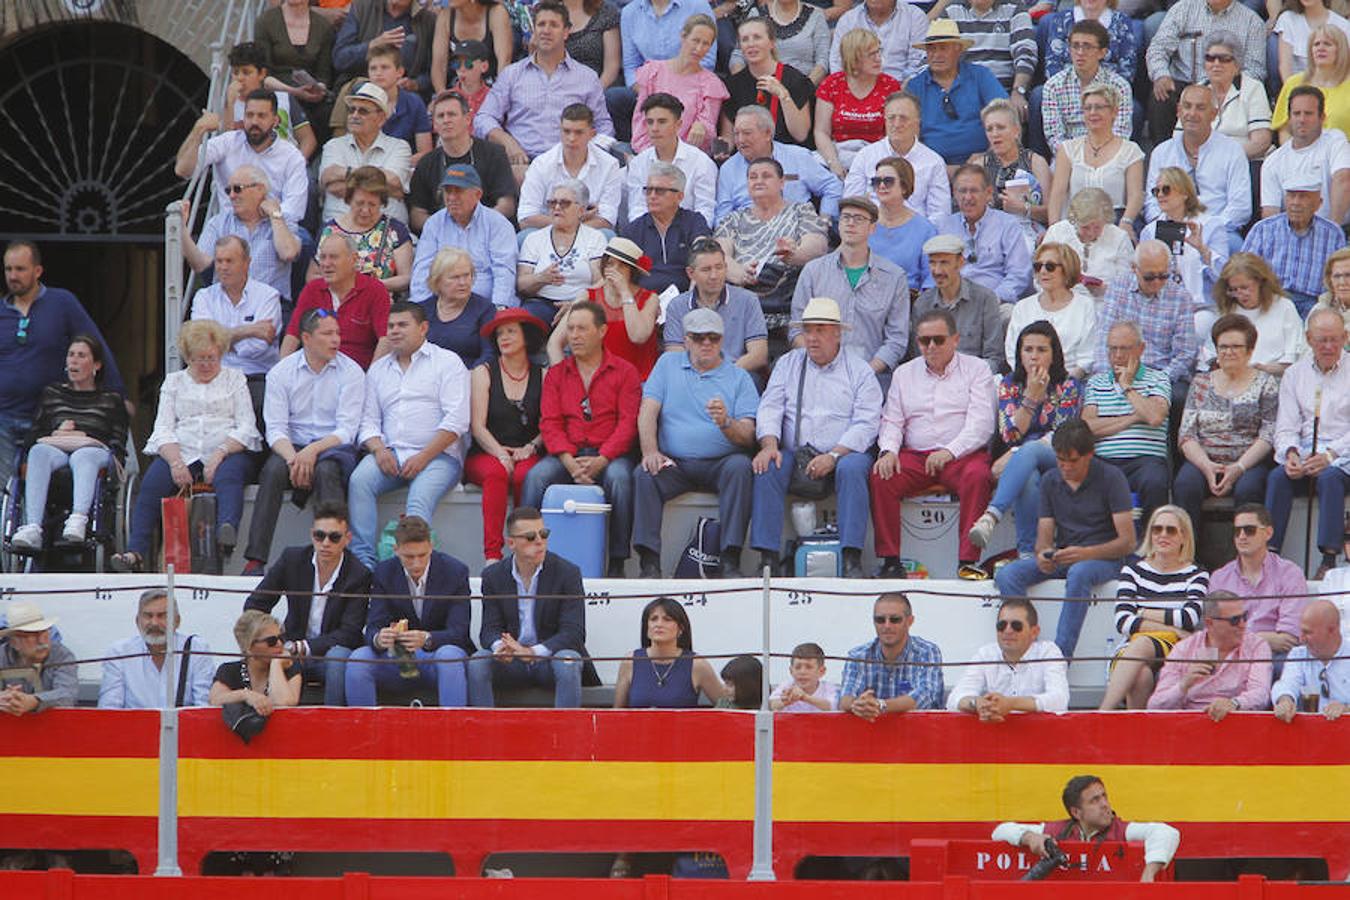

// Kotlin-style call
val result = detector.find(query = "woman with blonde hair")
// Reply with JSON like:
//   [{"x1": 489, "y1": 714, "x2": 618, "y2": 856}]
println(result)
[
  {"x1": 1204, "y1": 253, "x2": 1304, "y2": 374},
  {"x1": 630, "y1": 15, "x2": 730, "y2": 153},
  {"x1": 1312, "y1": 247, "x2": 1350, "y2": 342},
  {"x1": 720, "y1": 17, "x2": 814, "y2": 145},
  {"x1": 209, "y1": 610, "x2": 302, "y2": 714},
  {"x1": 1048, "y1": 82, "x2": 1143, "y2": 234},
  {"x1": 1041, "y1": 187, "x2": 1133, "y2": 289},
  {"x1": 112, "y1": 321, "x2": 262, "y2": 572},
  {"x1": 1098, "y1": 505, "x2": 1209, "y2": 710},
  {"x1": 1275, "y1": 0, "x2": 1350, "y2": 82},
  {"x1": 425, "y1": 245, "x2": 496, "y2": 369},
  {"x1": 813, "y1": 29, "x2": 900, "y2": 179},
  {"x1": 1004, "y1": 242, "x2": 1097, "y2": 378},
  {"x1": 971, "y1": 99, "x2": 1050, "y2": 226},
  {"x1": 1139, "y1": 166, "x2": 1227, "y2": 320},
  {"x1": 1273, "y1": 25, "x2": 1350, "y2": 138}
]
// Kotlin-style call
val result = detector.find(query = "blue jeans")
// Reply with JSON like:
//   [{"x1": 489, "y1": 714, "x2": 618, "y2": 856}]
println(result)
[
  {"x1": 0, "y1": 413, "x2": 32, "y2": 490},
  {"x1": 466, "y1": 647, "x2": 583, "y2": 708},
  {"x1": 347, "y1": 452, "x2": 462, "y2": 567},
  {"x1": 302, "y1": 645, "x2": 353, "y2": 706},
  {"x1": 749, "y1": 451, "x2": 871, "y2": 552},
  {"x1": 23, "y1": 444, "x2": 111, "y2": 524},
  {"x1": 1173, "y1": 459, "x2": 1271, "y2": 537},
  {"x1": 1265, "y1": 464, "x2": 1350, "y2": 554},
  {"x1": 128, "y1": 455, "x2": 256, "y2": 556},
  {"x1": 995, "y1": 556, "x2": 1124, "y2": 658},
  {"x1": 344, "y1": 644, "x2": 468, "y2": 707},
  {"x1": 605, "y1": 86, "x2": 637, "y2": 143},
  {"x1": 522, "y1": 454, "x2": 636, "y2": 561},
  {"x1": 989, "y1": 441, "x2": 1057, "y2": 555},
  {"x1": 633, "y1": 454, "x2": 752, "y2": 554}
]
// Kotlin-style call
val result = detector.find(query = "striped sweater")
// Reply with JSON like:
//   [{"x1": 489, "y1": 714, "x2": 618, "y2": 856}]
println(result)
[
  {"x1": 940, "y1": 1, "x2": 1037, "y2": 89},
  {"x1": 1113, "y1": 560, "x2": 1209, "y2": 637}
]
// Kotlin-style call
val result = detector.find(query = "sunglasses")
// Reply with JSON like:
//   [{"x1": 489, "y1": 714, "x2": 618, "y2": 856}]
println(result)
[
  {"x1": 226, "y1": 182, "x2": 260, "y2": 195},
  {"x1": 688, "y1": 332, "x2": 721, "y2": 344},
  {"x1": 546, "y1": 198, "x2": 575, "y2": 209},
  {"x1": 869, "y1": 175, "x2": 897, "y2": 189},
  {"x1": 511, "y1": 528, "x2": 551, "y2": 542},
  {"x1": 874, "y1": 614, "x2": 907, "y2": 624},
  {"x1": 14, "y1": 316, "x2": 28, "y2": 346},
  {"x1": 312, "y1": 529, "x2": 346, "y2": 544},
  {"x1": 941, "y1": 92, "x2": 958, "y2": 120},
  {"x1": 996, "y1": 619, "x2": 1025, "y2": 632},
  {"x1": 1150, "y1": 185, "x2": 1172, "y2": 197},
  {"x1": 252, "y1": 634, "x2": 285, "y2": 647},
  {"x1": 581, "y1": 395, "x2": 592, "y2": 421},
  {"x1": 1032, "y1": 261, "x2": 1061, "y2": 273},
  {"x1": 916, "y1": 335, "x2": 948, "y2": 347},
  {"x1": 1204, "y1": 53, "x2": 1235, "y2": 63},
  {"x1": 1151, "y1": 523, "x2": 1181, "y2": 536},
  {"x1": 964, "y1": 239, "x2": 978, "y2": 264},
  {"x1": 1208, "y1": 612, "x2": 1248, "y2": 626},
  {"x1": 1234, "y1": 523, "x2": 1264, "y2": 536},
  {"x1": 1321, "y1": 667, "x2": 1331, "y2": 698},
  {"x1": 449, "y1": 57, "x2": 480, "y2": 69}
]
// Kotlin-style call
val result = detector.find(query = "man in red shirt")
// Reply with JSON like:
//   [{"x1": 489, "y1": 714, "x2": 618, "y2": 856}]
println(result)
[
  {"x1": 522, "y1": 300, "x2": 641, "y2": 577},
  {"x1": 281, "y1": 233, "x2": 391, "y2": 369}
]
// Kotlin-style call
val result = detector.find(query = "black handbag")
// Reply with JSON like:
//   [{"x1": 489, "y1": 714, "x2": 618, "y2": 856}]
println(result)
[{"x1": 787, "y1": 357, "x2": 832, "y2": 500}]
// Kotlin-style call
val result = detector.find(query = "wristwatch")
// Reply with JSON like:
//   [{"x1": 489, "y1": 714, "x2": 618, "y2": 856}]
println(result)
[
  {"x1": 878, "y1": 697, "x2": 889, "y2": 714},
  {"x1": 1015, "y1": 85, "x2": 1028, "y2": 96},
  {"x1": 828, "y1": 450, "x2": 841, "y2": 461}
]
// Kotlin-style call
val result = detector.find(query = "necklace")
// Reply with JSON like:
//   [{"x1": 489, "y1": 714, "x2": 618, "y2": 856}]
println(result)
[
  {"x1": 650, "y1": 656, "x2": 678, "y2": 688},
  {"x1": 1087, "y1": 137, "x2": 1113, "y2": 159},
  {"x1": 501, "y1": 358, "x2": 529, "y2": 383}
]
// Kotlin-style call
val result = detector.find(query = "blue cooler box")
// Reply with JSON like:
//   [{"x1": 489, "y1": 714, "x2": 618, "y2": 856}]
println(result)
[
  {"x1": 794, "y1": 537, "x2": 842, "y2": 577},
  {"x1": 541, "y1": 484, "x2": 611, "y2": 578}
]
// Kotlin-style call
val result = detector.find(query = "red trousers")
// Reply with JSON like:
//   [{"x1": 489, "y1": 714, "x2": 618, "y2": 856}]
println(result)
[
  {"x1": 869, "y1": 448, "x2": 992, "y2": 564},
  {"x1": 463, "y1": 451, "x2": 540, "y2": 559}
]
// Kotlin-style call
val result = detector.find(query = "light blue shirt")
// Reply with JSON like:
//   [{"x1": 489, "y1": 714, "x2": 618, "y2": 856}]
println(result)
[
  {"x1": 262, "y1": 348, "x2": 366, "y2": 448},
  {"x1": 644, "y1": 351, "x2": 759, "y2": 459},
  {"x1": 411, "y1": 205, "x2": 519, "y2": 308},
  {"x1": 1144, "y1": 131, "x2": 1251, "y2": 229},
  {"x1": 1271, "y1": 642, "x2": 1350, "y2": 710},
  {"x1": 620, "y1": 0, "x2": 717, "y2": 83},
  {"x1": 98, "y1": 632, "x2": 215, "y2": 709},
  {"x1": 198, "y1": 210, "x2": 295, "y2": 300},
  {"x1": 715, "y1": 143, "x2": 842, "y2": 225},
  {"x1": 508, "y1": 556, "x2": 551, "y2": 657},
  {"x1": 936, "y1": 208, "x2": 1033, "y2": 303}
]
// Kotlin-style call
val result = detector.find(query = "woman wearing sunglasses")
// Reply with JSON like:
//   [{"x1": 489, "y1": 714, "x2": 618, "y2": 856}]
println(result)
[
  {"x1": 517, "y1": 180, "x2": 606, "y2": 324},
  {"x1": 867, "y1": 156, "x2": 936, "y2": 293},
  {"x1": 209, "y1": 610, "x2": 301, "y2": 714},
  {"x1": 1098, "y1": 505, "x2": 1209, "y2": 710},
  {"x1": 1139, "y1": 167, "x2": 1227, "y2": 335},
  {"x1": 1174, "y1": 314, "x2": 1277, "y2": 532},
  {"x1": 1004, "y1": 243, "x2": 1097, "y2": 379},
  {"x1": 1192, "y1": 33, "x2": 1271, "y2": 160}
]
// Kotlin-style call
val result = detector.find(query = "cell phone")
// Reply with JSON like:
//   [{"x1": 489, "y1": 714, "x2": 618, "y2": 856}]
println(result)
[
  {"x1": 712, "y1": 138, "x2": 732, "y2": 159},
  {"x1": 1080, "y1": 275, "x2": 1104, "y2": 289},
  {"x1": 1154, "y1": 219, "x2": 1187, "y2": 249}
]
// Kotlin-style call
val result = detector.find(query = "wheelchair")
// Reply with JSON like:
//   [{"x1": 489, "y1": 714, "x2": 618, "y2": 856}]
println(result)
[{"x1": 0, "y1": 442, "x2": 139, "y2": 574}]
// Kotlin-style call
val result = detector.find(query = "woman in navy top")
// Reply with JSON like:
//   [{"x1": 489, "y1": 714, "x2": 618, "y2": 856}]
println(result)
[
  {"x1": 613, "y1": 597, "x2": 728, "y2": 709},
  {"x1": 421, "y1": 246, "x2": 496, "y2": 370}
]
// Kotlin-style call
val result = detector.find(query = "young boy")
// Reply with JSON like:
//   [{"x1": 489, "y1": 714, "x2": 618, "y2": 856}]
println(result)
[
  {"x1": 769, "y1": 643, "x2": 838, "y2": 712},
  {"x1": 226, "y1": 42, "x2": 317, "y2": 160},
  {"x1": 362, "y1": 43, "x2": 432, "y2": 163},
  {"x1": 448, "y1": 40, "x2": 492, "y2": 122}
]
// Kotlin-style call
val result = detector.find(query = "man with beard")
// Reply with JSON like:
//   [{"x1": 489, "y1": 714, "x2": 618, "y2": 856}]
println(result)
[
  {"x1": 98, "y1": 589, "x2": 216, "y2": 709},
  {"x1": 176, "y1": 89, "x2": 311, "y2": 223}
]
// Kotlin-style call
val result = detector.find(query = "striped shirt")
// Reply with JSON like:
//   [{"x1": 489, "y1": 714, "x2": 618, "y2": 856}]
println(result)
[
  {"x1": 1041, "y1": 65, "x2": 1134, "y2": 154},
  {"x1": 1084, "y1": 364, "x2": 1171, "y2": 460},
  {"x1": 1241, "y1": 214, "x2": 1347, "y2": 299},
  {"x1": 839, "y1": 635, "x2": 944, "y2": 709},
  {"x1": 940, "y1": 1, "x2": 1037, "y2": 89},
  {"x1": 1113, "y1": 560, "x2": 1208, "y2": 636}
]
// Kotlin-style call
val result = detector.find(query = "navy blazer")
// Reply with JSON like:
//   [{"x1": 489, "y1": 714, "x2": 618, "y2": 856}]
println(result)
[
  {"x1": 243, "y1": 546, "x2": 371, "y2": 657},
  {"x1": 365, "y1": 551, "x2": 475, "y2": 655},
  {"x1": 479, "y1": 552, "x2": 586, "y2": 655}
]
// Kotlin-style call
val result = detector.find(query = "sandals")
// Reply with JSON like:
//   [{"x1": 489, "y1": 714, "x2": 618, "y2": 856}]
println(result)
[{"x1": 110, "y1": 552, "x2": 143, "y2": 573}]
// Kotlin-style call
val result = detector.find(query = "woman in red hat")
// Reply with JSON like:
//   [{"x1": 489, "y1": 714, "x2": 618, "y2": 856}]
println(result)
[
  {"x1": 466, "y1": 307, "x2": 550, "y2": 563},
  {"x1": 547, "y1": 236, "x2": 661, "y2": 379}
]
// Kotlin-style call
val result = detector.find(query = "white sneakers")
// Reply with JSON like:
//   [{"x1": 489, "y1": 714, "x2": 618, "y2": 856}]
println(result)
[
  {"x1": 62, "y1": 513, "x2": 89, "y2": 543},
  {"x1": 968, "y1": 510, "x2": 998, "y2": 550},
  {"x1": 10, "y1": 513, "x2": 88, "y2": 551},
  {"x1": 10, "y1": 524, "x2": 41, "y2": 550}
]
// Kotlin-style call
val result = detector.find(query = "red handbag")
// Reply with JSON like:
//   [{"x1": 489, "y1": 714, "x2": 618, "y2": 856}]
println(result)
[{"x1": 161, "y1": 489, "x2": 192, "y2": 573}]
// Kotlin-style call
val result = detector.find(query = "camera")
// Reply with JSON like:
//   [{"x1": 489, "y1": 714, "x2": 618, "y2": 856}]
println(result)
[
  {"x1": 1022, "y1": 837, "x2": 1071, "y2": 881},
  {"x1": 1155, "y1": 219, "x2": 1187, "y2": 250}
]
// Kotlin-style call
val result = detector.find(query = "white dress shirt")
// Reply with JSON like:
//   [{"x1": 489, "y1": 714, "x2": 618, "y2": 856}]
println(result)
[
  {"x1": 493, "y1": 556, "x2": 551, "y2": 657},
  {"x1": 319, "y1": 132, "x2": 413, "y2": 223},
  {"x1": 144, "y1": 366, "x2": 263, "y2": 462},
  {"x1": 358, "y1": 339, "x2": 471, "y2": 464},
  {"x1": 946, "y1": 640, "x2": 1070, "y2": 713},
  {"x1": 407, "y1": 563, "x2": 429, "y2": 621},
  {"x1": 1272, "y1": 349, "x2": 1350, "y2": 466},
  {"x1": 98, "y1": 632, "x2": 215, "y2": 709},
  {"x1": 307, "y1": 551, "x2": 341, "y2": 639},
  {"x1": 518, "y1": 142, "x2": 625, "y2": 225},
  {"x1": 263, "y1": 349, "x2": 366, "y2": 448},
  {"x1": 189, "y1": 278, "x2": 282, "y2": 376},
  {"x1": 844, "y1": 137, "x2": 952, "y2": 223},
  {"x1": 626, "y1": 140, "x2": 718, "y2": 225},
  {"x1": 1271, "y1": 641, "x2": 1350, "y2": 710}
]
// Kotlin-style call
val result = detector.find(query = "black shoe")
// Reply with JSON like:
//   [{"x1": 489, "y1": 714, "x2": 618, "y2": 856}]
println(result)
[
  {"x1": 607, "y1": 559, "x2": 627, "y2": 578},
  {"x1": 719, "y1": 547, "x2": 742, "y2": 578},
  {"x1": 757, "y1": 549, "x2": 780, "y2": 575},
  {"x1": 842, "y1": 548, "x2": 865, "y2": 579},
  {"x1": 638, "y1": 547, "x2": 661, "y2": 579},
  {"x1": 875, "y1": 556, "x2": 906, "y2": 579},
  {"x1": 217, "y1": 523, "x2": 237, "y2": 556}
]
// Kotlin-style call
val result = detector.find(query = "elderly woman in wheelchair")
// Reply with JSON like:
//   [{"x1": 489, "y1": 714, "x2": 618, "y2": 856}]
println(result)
[{"x1": 9, "y1": 335, "x2": 128, "y2": 552}]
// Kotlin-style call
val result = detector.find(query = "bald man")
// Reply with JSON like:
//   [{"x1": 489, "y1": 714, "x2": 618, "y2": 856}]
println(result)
[{"x1": 1272, "y1": 600, "x2": 1348, "y2": 721}]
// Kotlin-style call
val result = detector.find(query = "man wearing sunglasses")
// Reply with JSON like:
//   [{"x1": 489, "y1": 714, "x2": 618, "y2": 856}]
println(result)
[
  {"x1": 1147, "y1": 590, "x2": 1273, "y2": 720},
  {"x1": 243, "y1": 502, "x2": 372, "y2": 705},
  {"x1": 839, "y1": 592, "x2": 943, "y2": 719},
  {"x1": 1272, "y1": 601, "x2": 1348, "y2": 722},
  {"x1": 947, "y1": 598, "x2": 1068, "y2": 719},
  {"x1": 181, "y1": 166, "x2": 300, "y2": 306},
  {"x1": 1208, "y1": 504, "x2": 1308, "y2": 669},
  {"x1": 318, "y1": 81, "x2": 412, "y2": 225},
  {"x1": 469, "y1": 506, "x2": 592, "y2": 707}
]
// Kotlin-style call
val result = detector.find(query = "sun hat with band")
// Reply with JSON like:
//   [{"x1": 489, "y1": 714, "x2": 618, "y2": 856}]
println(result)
[
  {"x1": 601, "y1": 236, "x2": 653, "y2": 275},
  {"x1": 913, "y1": 19, "x2": 975, "y2": 49},
  {"x1": 791, "y1": 296, "x2": 850, "y2": 328}
]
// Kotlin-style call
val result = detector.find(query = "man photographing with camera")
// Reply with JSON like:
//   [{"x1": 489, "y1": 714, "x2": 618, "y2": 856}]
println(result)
[{"x1": 992, "y1": 775, "x2": 1180, "y2": 882}]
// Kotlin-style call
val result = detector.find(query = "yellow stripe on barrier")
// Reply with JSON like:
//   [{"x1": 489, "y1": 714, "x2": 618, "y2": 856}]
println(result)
[
  {"x1": 178, "y1": 759, "x2": 756, "y2": 821},
  {"x1": 0, "y1": 758, "x2": 158, "y2": 816},
  {"x1": 772, "y1": 763, "x2": 1350, "y2": 823}
]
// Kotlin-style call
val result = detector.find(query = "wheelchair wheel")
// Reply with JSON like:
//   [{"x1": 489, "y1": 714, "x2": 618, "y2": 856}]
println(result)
[
  {"x1": 117, "y1": 467, "x2": 138, "y2": 558},
  {"x1": 0, "y1": 484, "x2": 13, "y2": 574}
]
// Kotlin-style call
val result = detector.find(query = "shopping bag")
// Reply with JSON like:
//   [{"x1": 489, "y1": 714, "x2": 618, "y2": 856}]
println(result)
[{"x1": 161, "y1": 490, "x2": 192, "y2": 573}]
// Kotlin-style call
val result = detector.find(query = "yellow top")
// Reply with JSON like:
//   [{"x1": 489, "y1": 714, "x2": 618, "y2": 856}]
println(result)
[{"x1": 1272, "y1": 71, "x2": 1350, "y2": 134}]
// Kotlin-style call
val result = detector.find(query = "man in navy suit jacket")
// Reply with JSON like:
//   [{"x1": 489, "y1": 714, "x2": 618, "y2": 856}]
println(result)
[
  {"x1": 243, "y1": 501, "x2": 371, "y2": 705},
  {"x1": 469, "y1": 506, "x2": 589, "y2": 707},
  {"x1": 345, "y1": 515, "x2": 476, "y2": 706}
]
